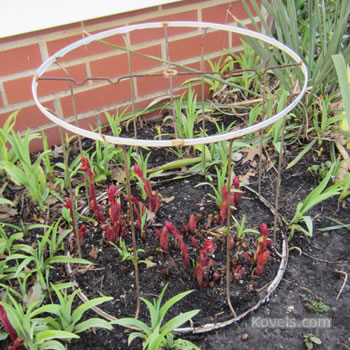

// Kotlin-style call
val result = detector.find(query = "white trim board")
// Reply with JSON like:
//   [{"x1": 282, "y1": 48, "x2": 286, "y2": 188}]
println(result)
[{"x1": 0, "y1": 0, "x2": 183, "y2": 39}]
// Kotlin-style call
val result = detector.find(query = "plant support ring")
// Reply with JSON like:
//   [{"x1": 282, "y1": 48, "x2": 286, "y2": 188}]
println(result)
[{"x1": 32, "y1": 21, "x2": 308, "y2": 147}]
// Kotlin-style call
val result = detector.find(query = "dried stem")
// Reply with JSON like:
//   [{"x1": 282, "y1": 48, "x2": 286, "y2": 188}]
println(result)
[
  {"x1": 122, "y1": 146, "x2": 140, "y2": 318},
  {"x1": 58, "y1": 126, "x2": 82, "y2": 257},
  {"x1": 226, "y1": 138, "x2": 237, "y2": 317},
  {"x1": 273, "y1": 115, "x2": 287, "y2": 258},
  {"x1": 335, "y1": 270, "x2": 348, "y2": 301},
  {"x1": 258, "y1": 50, "x2": 278, "y2": 195},
  {"x1": 123, "y1": 34, "x2": 138, "y2": 137},
  {"x1": 200, "y1": 28, "x2": 208, "y2": 174},
  {"x1": 163, "y1": 24, "x2": 179, "y2": 139},
  {"x1": 55, "y1": 61, "x2": 90, "y2": 206}
]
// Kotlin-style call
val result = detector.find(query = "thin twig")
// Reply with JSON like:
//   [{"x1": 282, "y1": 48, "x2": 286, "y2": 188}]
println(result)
[
  {"x1": 226, "y1": 139, "x2": 237, "y2": 317},
  {"x1": 122, "y1": 146, "x2": 140, "y2": 318},
  {"x1": 335, "y1": 270, "x2": 347, "y2": 301}
]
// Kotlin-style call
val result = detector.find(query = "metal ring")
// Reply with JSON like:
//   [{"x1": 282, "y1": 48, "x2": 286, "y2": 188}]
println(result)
[{"x1": 32, "y1": 21, "x2": 308, "y2": 147}]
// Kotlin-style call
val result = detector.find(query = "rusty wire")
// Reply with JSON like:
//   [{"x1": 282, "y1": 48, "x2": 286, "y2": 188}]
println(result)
[{"x1": 37, "y1": 62, "x2": 301, "y2": 87}]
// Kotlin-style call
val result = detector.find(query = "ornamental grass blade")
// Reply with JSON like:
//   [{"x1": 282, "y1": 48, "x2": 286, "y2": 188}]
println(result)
[
  {"x1": 39, "y1": 340, "x2": 68, "y2": 350},
  {"x1": 45, "y1": 256, "x2": 92, "y2": 265},
  {"x1": 0, "y1": 299, "x2": 25, "y2": 341},
  {"x1": 112, "y1": 318, "x2": 150, "y2": 334},
  {"x1": 140, "y1": 297, "x2": 158, "y2": 330},
  {"x1": 332, "y1": 54, "x2": 350, "y2": 126},
  {"x1": 158, "y1": 289, "x2": 195, "y2": 327},
  {"x1": 127, "y1": 332, "x2": 146, "y2": 346},
  {"x1": 161, "y1": 309, "x2": 200, "y2": 333},
  {"x1": 72, "y1": 296, "x2": 113, "y2": 324},
  {"x1": 36, "y1": 330, "x2": 79, "y2": 343},
  {"x1": 74, "y1": 318, "x2": 113, "y2": 333},
  {"x1": 287, "y1": 139, "x2": 317, "y2": 169},
  {"x1": 300, "y1": 164, "x2": 338, "y2": 214},
  {"x1": 149, "y1": 325, "x2": 166, "y2": 350},
  {"x1": 30, "y1": 304, "x2": 61, "y2": 319}
]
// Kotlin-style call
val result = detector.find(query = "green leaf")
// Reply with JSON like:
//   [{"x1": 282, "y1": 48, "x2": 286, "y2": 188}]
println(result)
[
  {"x1": 332, "y1": 54, "x2": 350, "y2": 127},
  {"x1": 71, "y1": 296, "x2": 113, "y2": 324},
  {"x1": 31, "y1": 304, "x2": 62, "y2": 318},
  {"x1": 74, "y1": 318, "x2": 113, "y2": 333},
  {"x1": 287, "y1": 139, "x2": 317, "y2": 169},
  {"x1": 309, "y1": 335, "x2": 322, "y2": 345},
  {"x1": 161, "y1": 309, "x2": 200, "y2": 333},
  {"x1": 45, "y1": 256, "x2": 93, "y2": 265},
  {"x1": 13, "y1": 256, "x2": 35, "y2": 277},
  {"x1": 127, "y1": 332, "x2": 146, "y2": 346},
  {"x1": 112, "y1": 318, "x2": 150, "y2": 334},
  {"x1": 0, "y1": 332, "x2": 8, "y2": 341},
  {"x1": 39, "y1": 340, "x2": 67, "y2": 350},
  {"x1": 302, "y1": 216, "x2": 313, "y2": 237},
  {"x1": 0, "y1": 198, "x2": 14, "y2": 206},
  {"x1": 140, "y1": 296, "x2": 158, "y2": 329},
  {"x1": 146, "y1": 324, "x2": 162, "y2": 350},
  {"x1": 36, "y1": 330, "x2": 79, "y2": 343},
  {"x1": 158, "y1": 289, "x2": 194, "y2": 326}
]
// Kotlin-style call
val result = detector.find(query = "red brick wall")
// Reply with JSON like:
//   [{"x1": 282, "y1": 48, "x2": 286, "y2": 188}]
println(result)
[{"x1": 0, "y1": 0, "x2": 260, "y2": 151}]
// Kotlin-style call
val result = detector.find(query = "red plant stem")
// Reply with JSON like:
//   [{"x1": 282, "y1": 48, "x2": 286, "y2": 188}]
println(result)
[
  {"x1": 233, "y1": 265, "x2": 245, "y2": 280},
  {"x1": 188, "y1": 214, "x2": 197, "y2": 233},
  {"x1": 159, "y1": 226, "x2": 169, "y2": 251},
  {"x1": 125, "y1": 195, "x2": 146, "y2": 232},
  {"x1": 134, "y1": 164, "x2": 160, "y2": 214},
  {"x1": 106, "y1": 185, "x2": 125, "y2": 242},
  {"x1": 0, "y1": 297, "x2": 18, "y2": 343},
  {"x1": 191, "y1": 236, "x2": 200, "y2": 249},
  {"x1": 165, "y1": 221, "x2": 189, "y2": 268},
  {"x1": 81, "y1": 157, "x2": 105, "y2": 224},
  {"x1": 78, "y1": 224, "x2": 86, "y2": 242}
]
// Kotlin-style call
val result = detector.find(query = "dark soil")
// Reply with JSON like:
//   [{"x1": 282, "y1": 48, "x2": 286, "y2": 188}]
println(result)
[
  {"x1": 68, "y1": 144, "x2": 349, "y2": 350},
  {"x1": 1, "y1": 124, "x2": 349, "y2": 350}
]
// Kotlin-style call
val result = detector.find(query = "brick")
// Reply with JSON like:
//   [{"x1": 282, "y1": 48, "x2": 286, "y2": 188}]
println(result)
[
  {"x1": 231, "y1": 22, "x2": 256, "y2": 47},
  {"x1": 0, "y1": 44, "x2": 42, "y2": 77},
  {"x1": 136, "y1": 61, "x2": 203, "y2": 98},
  {"x1": 0, "y1": 23, "x2": 81, "y2": 45},
  {"x1": 0, "y1": 101, "x2": 55, "y2": 132},
  {"x1": 71, "y1": 114, "x2": 97, "y2": 133},
  {"x1": 46, "y1": 32, "x2": 125, "y2": 62},
  {"x1": 0, "y1": 93, "x2": 3, "y2": 108},
  {"x1": 84, "y1": 31, "x2": 125, "y2": 56},
  {"x1": 37, "y1": 64, "x2": 87, "y2": 97},
  {"x1": 168, "y1": 35, "x2": 201, "y2": 62},
  {"x1": 173, "y1": 61, "x2": 201, "y2": 86},
  {"x1": 4, "y1": 76, "x2": 33, "y2": 104},
  {"x1": 168, "y1": 31, "x2": 229, "y2": 62},
  {"x1": 89, "y1": 45, "x2": 163, "y2": 78},
  {"x1": 205, "y1": 30, "x2": 231, "y2": 53},
  {"x1": 136, "y1": 71, "x2": 170, "y2": 97},
  {"x1": 161, "y1": 0, "x2": 207, "y2": 10},
  {"x1": 60, "y1": 80, "x2": 130, "y2": 117},
  {"x1": 131, "y1": 45, "x2": 163, "y2": 72},
  {"x1": 29, "y1": 125, "x2": 60, "y2": 153},
  {"x1": 83, "y1": 6, "x2": 156, "y2": 26},
  {"x1": 129, "y1": 10, "x2": 198, "y2": 45},
  {"x1": 90, "y1": 53, "x2": 129, "y2": 78},
  {"x1": 202, "y1": 0, "x2": 255, "y2": 24},
  {"x1": 4, "y1": 64, "x2": 86, "y2": 104},
  {"x1": 30, "y1": 114, "x2": 99, "y2": 152}
]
